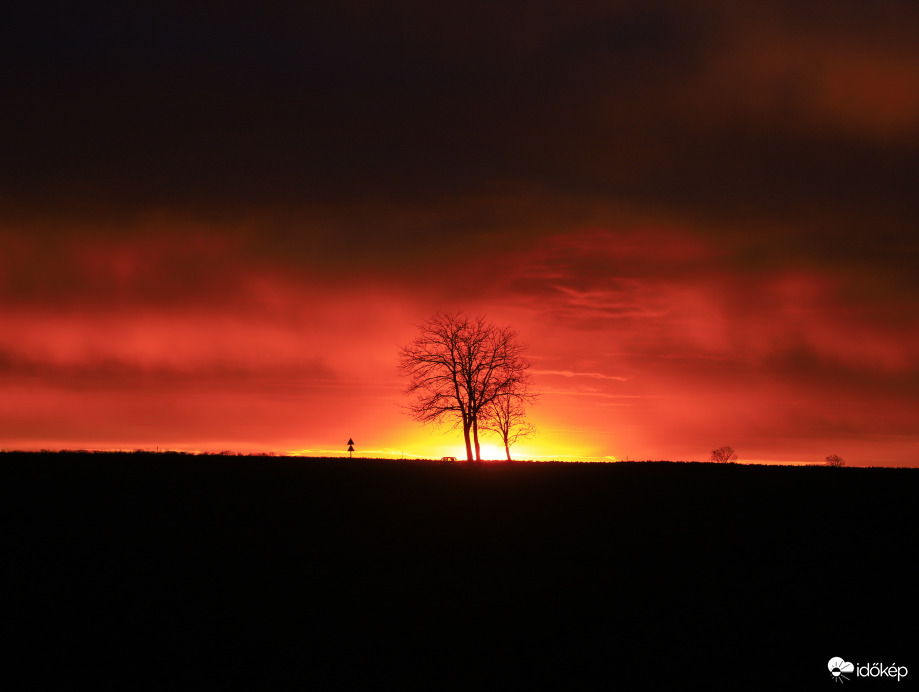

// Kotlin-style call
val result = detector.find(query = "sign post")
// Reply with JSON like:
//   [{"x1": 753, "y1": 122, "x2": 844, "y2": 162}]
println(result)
[{"x1": 347, "y1": 438, "x2": 355, "y2": 459}]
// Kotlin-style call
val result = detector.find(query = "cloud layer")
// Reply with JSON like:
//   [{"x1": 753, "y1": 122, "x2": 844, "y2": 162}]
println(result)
[{"x1": 2, "y1": 1, "x2": 917, "y2": 463}]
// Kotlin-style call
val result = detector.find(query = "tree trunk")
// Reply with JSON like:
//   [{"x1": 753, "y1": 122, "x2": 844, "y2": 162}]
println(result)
[
  {"x1": 463, "y1": 421, "x2": 473, "y2": 462},
  {"x1": 504, "y1": 441, "x2": 511, "y2": 462},
  {"x1": 472, "y1": 416, "x2": 481, "y2": 461}
]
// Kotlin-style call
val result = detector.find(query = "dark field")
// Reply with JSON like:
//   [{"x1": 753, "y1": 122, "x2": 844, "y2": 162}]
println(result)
[{"x1": 1, "y1": 452, "x2": 915, "y2": 688}]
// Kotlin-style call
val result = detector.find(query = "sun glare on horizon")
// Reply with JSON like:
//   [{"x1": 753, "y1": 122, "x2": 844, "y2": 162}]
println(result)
[{"x1": 466, "y1": 443, "x2": 507, "y2": 460}]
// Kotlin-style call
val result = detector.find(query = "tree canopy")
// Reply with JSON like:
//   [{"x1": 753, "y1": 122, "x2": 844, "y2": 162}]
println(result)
[
  {"x1": 710, "y1": 446, "x2": 738, "y2": 463},
  {"x1": 398, "y1": 311, "x2": 532, "y2": 461}
]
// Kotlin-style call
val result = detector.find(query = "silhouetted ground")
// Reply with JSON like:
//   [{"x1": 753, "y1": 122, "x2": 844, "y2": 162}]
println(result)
[{"x1": 1, "y1": 452, "x2": 915, "y2": 688}]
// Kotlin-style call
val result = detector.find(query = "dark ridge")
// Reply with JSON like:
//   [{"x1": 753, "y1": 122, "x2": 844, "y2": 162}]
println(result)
[{"x1": 1, "y1": 451, "x2": 914, "y2": 687}]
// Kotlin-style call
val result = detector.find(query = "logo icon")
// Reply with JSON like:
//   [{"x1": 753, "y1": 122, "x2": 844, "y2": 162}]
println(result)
[{"x1": 829, "y1": 657, "x2": 855, "y2": 683}]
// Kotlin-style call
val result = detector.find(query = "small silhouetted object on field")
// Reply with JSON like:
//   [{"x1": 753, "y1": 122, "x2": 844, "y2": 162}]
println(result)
[
  {"x1": 711, "y1": 446, "x2": 738, "y2": 463},
  {"x1": 825, "y1": 453, "x2": 845, "y2": 467},
  {"x1": 347, "y1": 438, "x2": 354, "y2": 459}
]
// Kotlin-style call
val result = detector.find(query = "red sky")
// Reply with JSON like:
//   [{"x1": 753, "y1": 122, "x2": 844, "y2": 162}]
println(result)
[{"x1": 2, "y1": 2, "x2": 918, "y2": 465}]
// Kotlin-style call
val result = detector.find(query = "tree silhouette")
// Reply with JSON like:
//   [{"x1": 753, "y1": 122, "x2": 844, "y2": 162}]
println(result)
[
  {"x1": 710, "y1": 446, "x2": 738, "y2": 463},
  {"x1": 825, "y1": 453, "x2": 845, "y2": 467},
  {"x1": 481, "y1": 386, "x2": 536, "y2": 461},
  {"x1": 398, "y1": 311, "x2": 532, "y2": 462}
]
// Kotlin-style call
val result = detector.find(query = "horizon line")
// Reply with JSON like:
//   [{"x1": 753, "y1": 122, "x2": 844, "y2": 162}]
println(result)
[{"x1": 2, "y1": 448, "x2": 914, "y2": 468}]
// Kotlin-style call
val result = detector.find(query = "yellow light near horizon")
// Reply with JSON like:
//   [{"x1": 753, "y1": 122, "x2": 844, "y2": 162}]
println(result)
[
  {"x1": 471, "y1": 443, "x2": 507, "y2": 461},
  {"x1": 394, "y1": 423, "x2": 614, "y2": 462}
]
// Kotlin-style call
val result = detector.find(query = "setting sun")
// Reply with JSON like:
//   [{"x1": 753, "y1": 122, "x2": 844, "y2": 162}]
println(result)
[{"x1": 471, "y1": 443, "x2": 508, "y2": 461}]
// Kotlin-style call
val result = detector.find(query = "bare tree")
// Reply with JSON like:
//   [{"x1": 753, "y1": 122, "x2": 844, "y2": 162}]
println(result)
[
  {"x1": 825, "y1": 454, "x2": 845, "y2": 467},
  {"x1": 398, "y1": 311, "x2": 532, "y2": 462},
  {"x1": 710, "y1": 446, "x2": 738, "y2": 463},
  {"x1": 480, "y1": 385, "x2": 537, "y2": 461}
]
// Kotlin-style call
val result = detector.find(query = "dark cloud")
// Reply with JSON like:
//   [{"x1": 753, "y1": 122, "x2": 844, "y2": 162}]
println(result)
[{"x1": 5, "y1": 3, "x2": 918, "y2": 247}]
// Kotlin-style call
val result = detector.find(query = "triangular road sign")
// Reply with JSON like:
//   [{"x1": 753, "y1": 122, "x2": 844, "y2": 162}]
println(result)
[{"x1": 347, "y1": 438, "x2": 354, "y2": 446}]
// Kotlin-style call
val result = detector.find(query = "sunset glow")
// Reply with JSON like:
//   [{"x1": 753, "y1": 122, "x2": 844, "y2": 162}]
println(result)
[{"x1": 2, "y1": 3, "x2": 918, "y2": 466}]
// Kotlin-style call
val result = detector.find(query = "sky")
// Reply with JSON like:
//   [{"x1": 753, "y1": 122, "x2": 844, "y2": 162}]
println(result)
[{"x1": 2, "y1": 1, "x2": 918, "y2": 465}]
